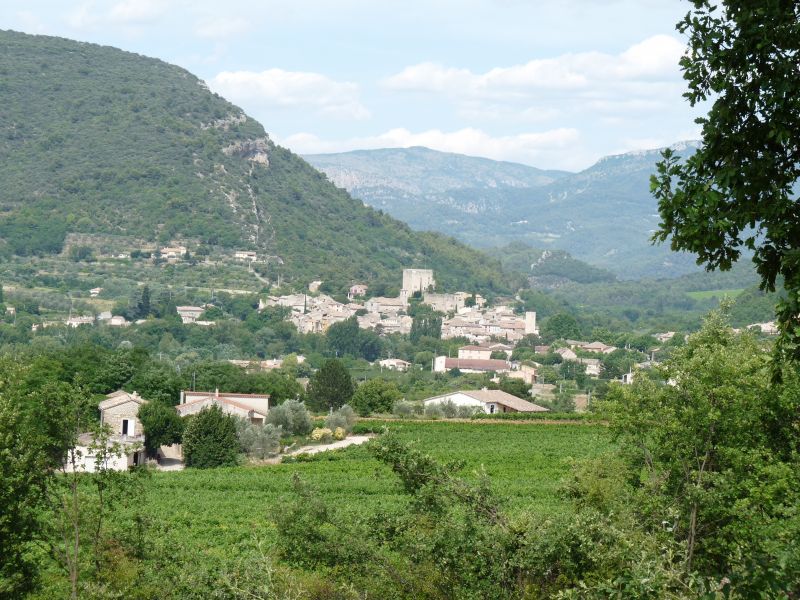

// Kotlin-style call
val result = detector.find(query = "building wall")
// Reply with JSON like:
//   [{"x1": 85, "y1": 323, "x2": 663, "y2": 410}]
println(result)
[
  {"x1": 66, "y1": 445, "x2": 144, "y2": 472},
  {"x1": 102, "y1": 401, "x2": 141, "y2": 436},
  {"x1": 458, "y1": 348, "x2": 492, "y2": 360},
  {"x1": 423, "y1": 393, "x2": 484, "y2": 410},
  {"x1": 402, "y1": 269, "x2": 435, "y2": 294}
]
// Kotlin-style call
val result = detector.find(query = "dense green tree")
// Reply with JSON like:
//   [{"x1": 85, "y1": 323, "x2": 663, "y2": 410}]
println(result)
[
  {"x1": 0, "y1": 380, "x2": 49, "y2": 597},
  {"x1": 409, "y1": 313, "x2": 442, "y2": 344},
  {"x1": 651, "y1": 0, "x2": 800, "y2": 359},
  {"x1": 350, "y1": 378, "x2": 402, "y2": 416},
  {"x1": 307, "y1": 359, "x2": 354, "y2": 411},
  {"x1": 139, "y1": 401, "x2": 184, "y2": 456},
  {"x1": 603, "y1": 308, "x2": 800, "y2": 594},
  {"x1": 182, "y1": 406, "x2": 239, "y2": 468},
  {"x1": 540, "y1": 312, "x2": 581, "y2": 342}
]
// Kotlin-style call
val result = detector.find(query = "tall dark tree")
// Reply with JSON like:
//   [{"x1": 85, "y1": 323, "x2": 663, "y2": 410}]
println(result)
[
  {"x1": 307, "y1": 359, "x2": 354, "y2": 411},
  {"x1": 136, "y1": 285, "x2": 151, "y2": 319},
  {"x1": 651, "y1": 1, "x2": 800, "y2": 359}
]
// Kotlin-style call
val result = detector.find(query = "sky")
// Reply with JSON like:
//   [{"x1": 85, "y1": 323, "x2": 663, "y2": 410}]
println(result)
[{"x1": 2, "y1": 0, "x2": 706, "y2": 171}]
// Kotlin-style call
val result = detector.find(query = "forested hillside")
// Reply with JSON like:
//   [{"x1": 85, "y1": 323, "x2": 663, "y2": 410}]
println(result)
[{"x1": 0, "y1": 30, "x2": 515, "y2": 294}]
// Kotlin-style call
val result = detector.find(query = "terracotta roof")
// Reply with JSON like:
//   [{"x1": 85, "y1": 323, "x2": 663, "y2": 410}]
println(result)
[
  {"x1": 176, "y1": 396, "x2": 268, "y2": 417},
  {"x1": 99, "y1": 390, "x2": 147, "y2": 410},
  {"x1": 182, "y1": 390, "x2": 270, "y2": 399},
  {"x1": 461, "y1": 389, "x2": 549, "y2": 412},
  {"x1": 459, "y1": 345, "x2": 492, "y2": 351}
]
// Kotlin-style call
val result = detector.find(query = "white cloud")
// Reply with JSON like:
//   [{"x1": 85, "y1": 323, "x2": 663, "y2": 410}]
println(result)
[
  {"x1": 194, "y1": 16, "x2": 251, "y2": 39},
  {"x1": 279, "y1": 126, "x2": 584, "y2": 169},
  {"x1": 383, "y1": 35, "x2": 686, "y2": 120},
  {"x1": 208, "y1": 69, "x2": 370, "y2": 120},
  {"x1": 108, "y1": 0, "x2": 165, "y2": 24}
]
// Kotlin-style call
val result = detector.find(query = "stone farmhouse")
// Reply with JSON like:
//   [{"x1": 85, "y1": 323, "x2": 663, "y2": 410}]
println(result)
[{"x1": 68, "y1": 390, "x2": 148, "y2": 472}]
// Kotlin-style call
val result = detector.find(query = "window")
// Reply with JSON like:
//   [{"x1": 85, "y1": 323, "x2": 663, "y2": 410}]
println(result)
[
  {"x1": 122, "y1": 419, "x2": 129, "y2": 435},
  {"x1": 489, "y1": 404, "x2": 495, "y2": 414}
]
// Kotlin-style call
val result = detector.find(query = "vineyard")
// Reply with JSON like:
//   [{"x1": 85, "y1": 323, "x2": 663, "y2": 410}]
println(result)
[{"x1": 113, "y1": 421, "x2": 608, "y2": 566}]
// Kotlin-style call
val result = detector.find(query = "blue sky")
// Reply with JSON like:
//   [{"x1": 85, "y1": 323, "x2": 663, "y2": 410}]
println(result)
[{"x1": 3, "y1": 0, "x2": 705, "y2": 170}]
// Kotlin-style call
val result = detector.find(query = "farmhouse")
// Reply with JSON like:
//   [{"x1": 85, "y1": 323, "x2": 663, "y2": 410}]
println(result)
[
  {"x1": 176, "y1": 389, "x2": 270, "y2": 423},
  {"x1": 433, "y1": 356, "x2": 511, "y2": 374},
  {"x1": 235, "y1": 250, "x2": 257, "y2": 261},
  {"x1": 160, "y1": 245, "x2": 187, "y2": 259},
  {"x1": 176, "y1": 306, "x2": 204, "y2": 324},
  {"x1": 348, "y1": 283, "x2": 368, "y2": 300},
  {"x1": 67, "y1": 390, "x2": 148, "y2": 472},
  {"x1": 423, "y1": 389, "x2": 549, "y2": 414},
  {"x1": 378, "y1": 358, "x2": 411, "y2": 371}
]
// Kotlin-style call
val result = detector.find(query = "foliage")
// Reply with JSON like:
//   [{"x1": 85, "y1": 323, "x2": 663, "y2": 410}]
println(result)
[
  {"x1": 307, "y1": 359, "x2": 354, "y2": 411},
  {"x1": 138, "y1": 401, "x2": 183, "y2": 456},
  {"x1": 600, "y1": 307, "x2": 800, "y2": 595},
  {"x1": 181, "y1": 406, "x2": 239, "y2": 468},
  {"x1": 236, "y1": 419, "x2": 282, "y2": 459},
  {"x1": 309, "y1": 428, "x2": 333, "y2": 442},
  {"x1": 324, "y1": 404, "x2": 356, "y2": 433},
  {"x1": 0, "y1": 372, "x2": 50, "y2": 597},
  {"x1": 350, "y1": 378, "x2": 402, "y2": 416},
  {"x1": 0, "y1": 31, "x2": 516, "y2": 295},
  {"x1": 265, "y1": 399, "x2": 313, "y2": 436},
  {"x1": 325, "y1": 316, "x2": 381, "y2": 360},
  {"x1": 651, "y1": 1, "x2": 800, "y2": 360},
  {"x1": 541, "y1": 312, "x2": 582, "y2": 342}
]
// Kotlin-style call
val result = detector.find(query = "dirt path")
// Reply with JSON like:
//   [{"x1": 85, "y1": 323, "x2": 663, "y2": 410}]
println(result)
[{"x1": 285, "y1": 434, "x2": 374, "y2": 457}]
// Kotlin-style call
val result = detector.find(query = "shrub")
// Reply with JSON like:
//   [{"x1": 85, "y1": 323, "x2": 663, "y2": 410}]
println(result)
[
  {"x1": 350, "y1": 379, "x2": 402, "y2": 416},
  {"x1": 333, "y1": 427, "x2": 346, "y2": 440},
  {"x1": 182, "y1": 406, "x2": 239, "y2": 468},
  {"x1": 267, "y1": 399, "x2": 313, "y2": 436},
  {"x1": 440, "y1": 400, "x2": 458, "y2": 419},
  {"x1": 424, "y1": 404, "x2": 443, "y2": 419},
  {"x1": 456, "y1": 405, "x2": 479, "y2": 418},
  {"x1": 325, "y1": 405, "x2": 356, "y2": 433},
  {"x1": 236, "y1": 419, "x2": 282, "y2": 459},
  {"x1": 392, "y1": 400, "x2": 415, "y2": 418},
  {"x1": 310, "y1": 427, "x2": 333, "y2": 442}
]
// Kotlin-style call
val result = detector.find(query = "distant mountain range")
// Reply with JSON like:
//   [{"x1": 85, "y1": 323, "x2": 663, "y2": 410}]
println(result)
[{"x1": 305, "y1": 143, "x2": 703, "y2": 279}]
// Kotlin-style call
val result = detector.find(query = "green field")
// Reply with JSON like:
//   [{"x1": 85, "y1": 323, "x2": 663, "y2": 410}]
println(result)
[
  {"x1": 129, "y1": 421, "x2": 608, "y2": 561},
  {"x1": 686, "y1": 288, "x2": 745, "y2": 300}
]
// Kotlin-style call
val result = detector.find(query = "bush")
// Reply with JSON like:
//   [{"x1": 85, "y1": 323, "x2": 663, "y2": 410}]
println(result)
[
  {"x1": 350, "y1": 379, "x2": 402, "y2": 416},
  {"x1": 182, "y1": 406, "x2": 239, "y2": 468},
  {"x1": 325, "y1": 405, "x2": 356, "y2": 433},
  {"x1": 440, "y1": 400, "x2": 458, "y2": 419},
  {"x1": 333, "y1": 427, "x2": 346, "y2": 440},
  {"x1": 267, "y1": 399, "x2": 313, "y2": 436},
  {"x1": 310, "y1": 427, "x2": 333, "y2": 443},
  {"x1": 392, "y1": 400, "x2": 415, "y2": 418},
  {"x1": 236, "y1": 419, "x2": 282, "y2": 459},
  {"x1": 456, "y1": 405, "x2": 479, "y2": 418},
  {"x1": 424, "y1": 404, "x2": 443, "y2": 419}
]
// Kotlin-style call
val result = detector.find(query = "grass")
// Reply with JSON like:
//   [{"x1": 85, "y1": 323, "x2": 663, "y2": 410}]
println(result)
[
  {"x1": 686, "y1": 288, "x2": 745, "y2": 300},
  {"x1": 125, "y1": 420, "x2": 609, "y2": 562}
]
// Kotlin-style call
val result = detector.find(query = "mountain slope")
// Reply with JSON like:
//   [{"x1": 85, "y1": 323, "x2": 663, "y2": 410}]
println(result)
[
  {"x1": 305, "y1": 143, "x2": 702, "y2": 279},
  {"x1": 0, "y1": 30, "x2": 515, "y2": 295}
]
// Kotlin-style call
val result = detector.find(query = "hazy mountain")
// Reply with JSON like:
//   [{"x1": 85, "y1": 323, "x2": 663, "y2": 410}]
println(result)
[
  {"x1": 305, "y1": 143, "x2": 703, "y2": 279},
  {"x1": 0, "y1": 30, "x2": 517, "y2": 295}
]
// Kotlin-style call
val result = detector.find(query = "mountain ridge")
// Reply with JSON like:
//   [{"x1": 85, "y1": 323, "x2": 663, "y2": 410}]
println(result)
[
  {"x1": 0, "y1": 30, "x2": 517, "y2": 295},
  {"x1": 305, "y1": 143, "x2": 703, "y2": 279}
]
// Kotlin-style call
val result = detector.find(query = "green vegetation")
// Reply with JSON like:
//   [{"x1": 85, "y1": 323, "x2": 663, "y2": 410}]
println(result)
[
  {"x1": 685, "y1": 287, "x2": 744, "y2": 300},
  {"x1": 0, "y1": 30, "x2": 517, "y2": 296},
  {"x1": 652, "y1": 0, "x2": 800, "y2": 359}
]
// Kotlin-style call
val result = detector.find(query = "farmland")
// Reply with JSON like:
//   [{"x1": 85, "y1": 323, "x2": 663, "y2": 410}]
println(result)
[{"x1": 117, "y1": 421, "x2": 609, "y2": 566}]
